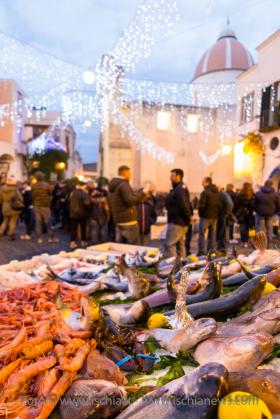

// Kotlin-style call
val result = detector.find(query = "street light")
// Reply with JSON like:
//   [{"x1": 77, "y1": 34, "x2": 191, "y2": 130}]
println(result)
[
  {"x1": 55, "y1": 162, "x2": 66, "y2": 170},
  {"x1": 82, "y1": 69, "x2": 95, "y2": 85}
]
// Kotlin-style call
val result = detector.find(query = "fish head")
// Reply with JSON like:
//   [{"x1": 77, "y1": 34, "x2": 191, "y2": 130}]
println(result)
[
  {"x1": 60, "y1": 379, "x2": 127, "y2": 419},
  {"x1": 245, "y1": 370, "x2": 280, "y2": 413},
  {"x1": 81, "y1": 296, "x2": 101, "y2": 329},
  {"x1": 223, "y1": 333, "x2": 274, "y2": 363},
  {"x1": 189, "y1": 318, "x2": 217, "y2": 340},
  {"x1": 181, "y1": 363, "x2": 228, "y2": 400}
]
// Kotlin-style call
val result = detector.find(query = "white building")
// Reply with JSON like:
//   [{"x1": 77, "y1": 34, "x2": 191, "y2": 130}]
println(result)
[{"x1": 236, "y1": 29, "x2": 280, "y2": 188}]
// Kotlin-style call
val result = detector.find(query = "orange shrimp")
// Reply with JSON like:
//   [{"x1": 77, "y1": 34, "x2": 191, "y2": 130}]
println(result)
[
  {"x1": 0, "y1": 359, "x2": 28, "y2": 385},
  {"x1": 22, "y1": 340, "x2": 54, "y2": 359},
  {"x1": 37, "y1": 371, "x2": 76, "y2": 419},
  {"x1": 4, "y1": 336, "x2": 49, "y2": 363},
  {"x1": 65, "y1": 338, "x2": 85, "y2": 355},
  {"x1": 60, "y1": 344, "x2": 90, "y2": 372},
  {"x1": 69, "y1": 329, "x2": 93, "y2": 339},
  {"x1": 37, "y1": 367, "x2": 60, "y2": 398},
  {"x1": 2, "y1": 356, "x2": 57, "y2": 401},
  {"x1": 0, "y1": 327, "x2": 26, "y2": 360},
  {"x1": 54, "y1": 344, "x2": 65, "y2": 364}
]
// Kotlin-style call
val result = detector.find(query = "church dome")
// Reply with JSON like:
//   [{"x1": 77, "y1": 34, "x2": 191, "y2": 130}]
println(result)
[{"x1": 193, "y1": 25, "x2": 254, "y2": 81}]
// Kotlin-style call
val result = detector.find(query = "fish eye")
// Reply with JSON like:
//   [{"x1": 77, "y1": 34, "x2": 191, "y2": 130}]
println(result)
[{"x1": 262, "y1": 381, "x2": 270, "y2": 389}]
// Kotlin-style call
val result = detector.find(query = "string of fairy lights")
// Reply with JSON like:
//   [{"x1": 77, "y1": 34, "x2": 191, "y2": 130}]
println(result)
[{"x1": 0, "y1": 0, "x2": 274, "y2": 165}]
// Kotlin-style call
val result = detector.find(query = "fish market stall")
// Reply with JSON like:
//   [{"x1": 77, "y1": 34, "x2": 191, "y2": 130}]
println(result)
[{"x1": 0, "y1": 232, "x2": 280, "y2": 418}]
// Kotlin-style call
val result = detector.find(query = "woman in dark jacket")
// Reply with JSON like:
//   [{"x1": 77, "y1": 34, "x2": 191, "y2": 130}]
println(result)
[{"x1": 235, "y1": 182, "x2": 255, "y2": 247}]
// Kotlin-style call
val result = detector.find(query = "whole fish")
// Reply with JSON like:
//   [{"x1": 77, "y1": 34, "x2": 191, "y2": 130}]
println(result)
[
  {"x1": 217, "y1": 289, "x2": 280, "y2": 336},
  {"x1": 115, "y1": 256, "x2": 152, "y2": 299},
  {"x1": 223, "y1": 266, "x2": 273, "y2": 286},
  {"x1": 116, "y1": 362, "x2": 228, "y2": 419},
  {"x1": 137, "y1": 318, "x2": 217, "y2": 354},
  {"x1": 167, "y1": 260, "x2": 222, "y2": 304},
  {"x1": 60, "y1": 379, "x2": 127, "y2": 419},
  {"x1": 47, "y1": 265, "x2": 99, "y2": 285},
  {"x1": 104, "y1": 300, "x2": 150, "y2": 326},
  {"x1": 194, "y1": 332, "x2": 274, "y2": 372},
  {"x1": 266, "y1": 267, "x2": 280, "y2": 287},
  {"x1": 157, "y1": 257, "x2": 176, "y2": 279},
  {"x1": 182, "y1": 275, "x2": 266, "y2": 320},
  {"x1": 228, "y1": 369, "x2": 280, "y2": 413}
]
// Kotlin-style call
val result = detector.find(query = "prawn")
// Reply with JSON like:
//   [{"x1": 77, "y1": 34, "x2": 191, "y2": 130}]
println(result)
[
  {"x1": 2, "y1": 356, "x2": 57, "y2": 401},
  {"x1": 69, "y1": 329, "x2": 93, "y2": 339},
  {"x1": 60, "y1": 344, "x2": 90, "y2": 372},
  {"x1": 0, "y1": 359, "x2": 28, "y2": 385},
  {"x1": 22, "y1": 340, "x2": 54, "y2": 359},
  {"x1": 0, "y1": 327, "x2": 26, "y2": 360},
  {"x1": 37, "y1": 367, "x2": 60, "y2": 398},
  {"x1": 37, "y1": 371, "x2": 75, "y2": 419}
]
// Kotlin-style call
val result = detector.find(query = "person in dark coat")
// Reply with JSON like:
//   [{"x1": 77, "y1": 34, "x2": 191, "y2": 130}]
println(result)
[
  {"x1": 226, "y1": 184, "x2": 237, "y2": 240},
  {"x1": 198, "y1": 177, "x2": 221, "y2": 256},
  {"x1": 254, "y1": 179, "x2": 280, "y2": 244},
  {"x1": 217, "y1": 187, "x2": 233, "y2": 253},
  {"x1": 0, "y1": 177, "x2": 23, "y2": 240},
  {"x1": 69, "y1": 182, "x2": 91, "y2": 248},
  {"x1": 20, "y1": 181, "x2": 34, "y2": 240},
  {"x1": 90, "y1": 186, "x2": 110, "y2": 244},
  {"x1": 108, "y1": 166, "x2": 149, "y2": 244},
  {"x1": 165, "y1": 169, "x2": 192, "y2": 258},
  {"x1": 235, "y1": 182, "x2": 255, "y2": 247},
  {"x1": 136, "y1": 193, "x2": 157, "y2": 246}
]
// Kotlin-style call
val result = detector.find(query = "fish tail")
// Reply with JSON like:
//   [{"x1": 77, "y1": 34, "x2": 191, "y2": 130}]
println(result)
[
  {"x1": 232, "y1": 247, "x2": 254, "y2": 279},
  {"x1": 250, "y1": 231, "x2": 267, "y2": 253}
]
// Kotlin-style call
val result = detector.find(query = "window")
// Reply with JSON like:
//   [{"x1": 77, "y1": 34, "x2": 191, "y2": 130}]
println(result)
[
  {"x1": 157, "y1": 111, "x2": 172, "y2": 131},
  {"x1": 65, "y1": 135, "x2": 70, "y2": 154},
  {"x1": 186, "y1": 114, "x2": 199, "y2": 134},
  {"x1": 240, "y1": 92, "x2": 254, "y2": 124},
  {"x1": 260, "y1": 82, "x2": 280, "y2": 131}
]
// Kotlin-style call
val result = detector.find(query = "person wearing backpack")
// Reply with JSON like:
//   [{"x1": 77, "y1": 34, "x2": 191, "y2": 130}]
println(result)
[{"x1": 0, "y1": 176, "x2": 23, "y2": 240}]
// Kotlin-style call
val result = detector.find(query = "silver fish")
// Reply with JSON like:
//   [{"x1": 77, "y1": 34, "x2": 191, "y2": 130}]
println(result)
[
  {"x1": 116, "y1": 362, "x2": 228, "y2": 419},
  {"x1": 137, "y1": 318, "x2": 217, "y2": 354},
  {"x1": 194, "y1": 332, "x2": 274, "y2": 372}
]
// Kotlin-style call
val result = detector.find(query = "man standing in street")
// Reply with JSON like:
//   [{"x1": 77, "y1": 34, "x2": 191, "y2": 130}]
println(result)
[
  {"x1": 32, "y1": 171, "x2": 58, "y2": 244},
  {"x1": 165, "y1": 169, "x2": 192, "y2": 258},
  {"x1": 198, "y1": 177, "x2": 221, "y2": 256},
  {"x1": 108, "y1": 165, "x2": 149, "y2": 244},
  {"x1": 254, "y1": 179, "x2": 280, "y2": 245},
  {"x1": 216, "y1": 186, "x2": 233, "y2": 254}
]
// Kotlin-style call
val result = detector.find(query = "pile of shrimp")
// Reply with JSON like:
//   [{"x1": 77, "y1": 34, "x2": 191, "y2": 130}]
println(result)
[
  {"x1": 0, "y1": 281, "x2": 81, "y2": 345},
  {"x1": 0, "y1": 282, "x2": 96, "y2": 418}
]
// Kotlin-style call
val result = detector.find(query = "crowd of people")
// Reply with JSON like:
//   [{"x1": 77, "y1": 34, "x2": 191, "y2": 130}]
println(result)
[{"x1": 0, "y1": 166, "x2": 279, "y2": 257}]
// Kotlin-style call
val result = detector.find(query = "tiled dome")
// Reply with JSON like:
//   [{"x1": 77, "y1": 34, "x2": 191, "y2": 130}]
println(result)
[{"x1": 193, "y1": 26, "x2": 254, "y2": 80}]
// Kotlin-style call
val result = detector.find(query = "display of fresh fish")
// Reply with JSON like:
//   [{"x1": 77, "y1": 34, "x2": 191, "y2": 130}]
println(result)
[
  {"x1": 228, "y1": 369, "x2": 280, "y2": 413},
  {"x1": 60, "y1": 379, "x2": 127, "y2": 419},
  {"x1": 137, "y1": 318, "x2": 217, "y2": 354},
  {"x1": 194, "y1": 332, "x2": 274, "y2": 372},
  {"x1": 116, "y1": 362, "x2": 228, "y2": 419},
  {"x1": 104, "y1": 300, "x2": 150, "y2": 325}
]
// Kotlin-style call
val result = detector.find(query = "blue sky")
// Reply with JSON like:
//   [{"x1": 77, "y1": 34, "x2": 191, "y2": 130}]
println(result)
[{"x1": 0, "y1": 0, "x2": 279, "y2": 162}]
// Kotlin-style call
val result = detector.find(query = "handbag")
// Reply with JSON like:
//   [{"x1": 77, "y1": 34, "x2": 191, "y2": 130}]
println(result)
[{"x1": 11, "y1": 191, "x2": 24, "y2": 211}]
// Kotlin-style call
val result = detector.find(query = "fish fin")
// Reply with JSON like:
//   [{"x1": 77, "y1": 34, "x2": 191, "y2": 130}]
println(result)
[
  {"x1": 250, "y1": 231, "x2": 267, "y2": 253},
  {"x1": 232, "y1": 247, "x2": 253, "y2": 279}
]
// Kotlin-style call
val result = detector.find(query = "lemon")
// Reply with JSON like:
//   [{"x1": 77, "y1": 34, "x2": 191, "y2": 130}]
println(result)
[
  {"x1": 147, "y1": 313, "x2": 169, "y2": 329},
  {"x1": 188, "y1": 255, "x2": 199, "y2": 263},
  {"x1": 218, "y1": 391, "x2": 272, "y2": 419},
  {"x1": 262, "y1": 282, "x2": 276, "y2": 296},
  {"x1": 147, "y1": 249, "x2": 158, "y2": 257}
]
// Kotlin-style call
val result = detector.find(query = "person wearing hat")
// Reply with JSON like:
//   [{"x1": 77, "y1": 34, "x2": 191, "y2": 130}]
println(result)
[{"x1": 0, "y1": 176, "x2": 23, "y2": 240}]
